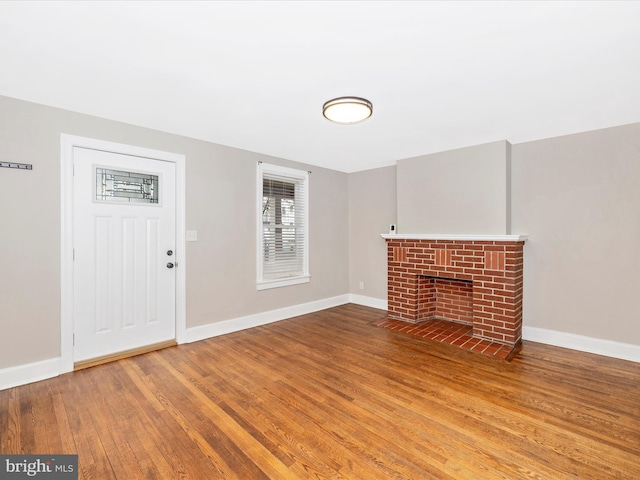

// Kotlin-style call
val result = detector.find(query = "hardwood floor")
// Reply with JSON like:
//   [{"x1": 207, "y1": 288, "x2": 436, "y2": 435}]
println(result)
[{"x1": 1, "y1": 304, "x2": 639, "y2": 479}]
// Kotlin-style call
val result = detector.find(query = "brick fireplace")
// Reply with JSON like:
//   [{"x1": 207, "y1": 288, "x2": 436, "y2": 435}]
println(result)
[{"x1": 381, "y1": 234, "x2": 526, "y2": 354}]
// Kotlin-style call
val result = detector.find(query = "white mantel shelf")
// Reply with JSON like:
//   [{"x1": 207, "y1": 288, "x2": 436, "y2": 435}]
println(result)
[{"x1": 381, "y1": 233, "x2": 528, "y2": 241}]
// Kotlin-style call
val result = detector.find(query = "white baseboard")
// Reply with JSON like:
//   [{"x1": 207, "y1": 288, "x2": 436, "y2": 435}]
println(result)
[
  {"x1": 1, "y1": 295, "x2": 353, "y2": 390},
  {"x1": 5, "y1": 304, "x2": 637, "y2": 391},
  {"x1": 0, "y1": 357, "x2": 62, "y2": 391},
  {"x1": 348, "y1": 294, "x2": 388, "y2": 310},
  {"x1": 343, "y1": 300, "x2": 640, "y2": 364},
  {"x1": 184, "y1": 294, "x2": 351, "y2": 343},
  {"x1": 522, "y1": 326, "x2": 640, "y2": 363}
]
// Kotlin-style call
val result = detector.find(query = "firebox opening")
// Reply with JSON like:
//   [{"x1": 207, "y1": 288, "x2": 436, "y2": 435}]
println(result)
[{"x1": 418, "y1": 276, "x2": 473, "y2": 325}]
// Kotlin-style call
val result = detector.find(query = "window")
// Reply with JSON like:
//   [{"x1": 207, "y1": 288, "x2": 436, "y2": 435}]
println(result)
[
  {"x1": 257, "y1": 162, "x2": 309, "y2": 289},
  {"x1": 95, "y1": 167, "x2": 159, "y2": 204}
]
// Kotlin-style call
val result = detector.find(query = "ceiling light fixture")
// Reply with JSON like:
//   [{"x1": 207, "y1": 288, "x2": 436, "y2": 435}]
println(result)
[{"x1": 322, "y1": 96, "x2": 373, "y2": 124}]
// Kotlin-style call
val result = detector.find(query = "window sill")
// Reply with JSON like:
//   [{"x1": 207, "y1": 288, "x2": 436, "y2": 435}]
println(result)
[{"x1": 257, "y1": 275, "x2": 310, "y2": 291}]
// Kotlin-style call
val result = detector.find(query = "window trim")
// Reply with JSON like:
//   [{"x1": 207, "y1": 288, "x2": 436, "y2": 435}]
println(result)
[{"x1": 256, "y1": 162, "x2": 310, "y2": 290}]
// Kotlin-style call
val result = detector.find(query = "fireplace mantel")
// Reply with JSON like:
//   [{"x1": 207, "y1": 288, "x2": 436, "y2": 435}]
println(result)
[{"x1": 381, "y1": 233, "x2": 528, "y2": 242}]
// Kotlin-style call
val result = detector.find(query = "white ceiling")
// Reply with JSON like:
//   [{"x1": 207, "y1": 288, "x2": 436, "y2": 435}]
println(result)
[{"x1": 1, "y1": 1, "x2": 639, "y2": 173}]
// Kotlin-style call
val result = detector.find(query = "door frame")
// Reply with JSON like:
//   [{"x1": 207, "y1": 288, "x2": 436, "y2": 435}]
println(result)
[{"x1": 60, "y1": 134, "x2": 186, "y2": 374}]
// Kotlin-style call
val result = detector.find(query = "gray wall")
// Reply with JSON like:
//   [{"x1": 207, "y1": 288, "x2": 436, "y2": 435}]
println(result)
[
  {"x1": 0, "y1": 95, "x2": 349, "y2": 369},
  {"x1": 348, "y1": 166, "x2": 396, "y2": 300},
  {"x1": 511, "y1": 122, "x2": 640, "y2": 345},
  {"x1": 396, "y1": 140, "x2": 511, "y2": 235}
]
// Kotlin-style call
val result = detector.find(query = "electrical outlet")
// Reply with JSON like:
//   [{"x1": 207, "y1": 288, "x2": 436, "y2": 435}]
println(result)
[{"x1": 359, "y1": 281, "x2": 364, "y2": 290}]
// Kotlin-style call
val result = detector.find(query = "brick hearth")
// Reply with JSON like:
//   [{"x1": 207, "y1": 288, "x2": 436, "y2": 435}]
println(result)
[
  {"x1": 373, "y1": 317, "x2": 518, "y2": 359},
  {"x1": 382, "y1": 235, "x2": 526, "y2": 357}
]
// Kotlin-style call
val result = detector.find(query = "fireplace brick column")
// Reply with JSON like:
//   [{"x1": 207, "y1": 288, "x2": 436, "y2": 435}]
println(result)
[{"x1": 386, "y1": 238, "x2": 525, "y2": 346}]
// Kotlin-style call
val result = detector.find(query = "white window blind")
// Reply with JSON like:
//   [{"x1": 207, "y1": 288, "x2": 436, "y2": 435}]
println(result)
[{"x1": 257, "y1": 162, "x2": 309, "y2": 290}]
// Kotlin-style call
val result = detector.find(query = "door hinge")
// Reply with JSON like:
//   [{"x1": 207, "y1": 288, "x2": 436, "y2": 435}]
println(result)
[
  {"x1": 73, "y1": 249, "x2": 75, "y2": 261},
  {"x1": 73, "y1": 334, "x2": 75, "y2": 346}
]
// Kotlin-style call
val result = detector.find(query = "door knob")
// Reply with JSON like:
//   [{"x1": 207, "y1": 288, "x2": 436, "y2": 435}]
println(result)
[{"x1": 166, "y1": 262, "x2": 174, "y2": 269}]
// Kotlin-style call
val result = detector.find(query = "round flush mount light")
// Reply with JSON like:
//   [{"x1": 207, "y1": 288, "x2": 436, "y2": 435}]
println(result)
[{"x1": 322, "y1": 96, "x2": 373, "y2": 124}]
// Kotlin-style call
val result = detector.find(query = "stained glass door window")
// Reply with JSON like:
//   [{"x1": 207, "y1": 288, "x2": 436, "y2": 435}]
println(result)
[{"x1": 96, "y1": 168, "x2": 159, "y2": 204}]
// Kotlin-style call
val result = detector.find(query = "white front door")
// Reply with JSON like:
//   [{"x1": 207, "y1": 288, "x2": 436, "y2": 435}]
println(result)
[{"x1": 73, "y1": 147, "x2": 176, "y2": 362}]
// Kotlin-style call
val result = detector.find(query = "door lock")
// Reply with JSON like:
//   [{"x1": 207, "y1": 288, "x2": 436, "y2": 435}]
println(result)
[
  {"x1": 167, "y1": 262, "x2": 174, "y2": 269},
  {"x1": 167, "y1": 250, "x2": 173, "y2": 256}
]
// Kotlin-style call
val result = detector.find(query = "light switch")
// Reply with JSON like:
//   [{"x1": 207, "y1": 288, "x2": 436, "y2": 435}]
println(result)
[{"x1": 186, "y1": 230, "x2": 198, "y2": 242}]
